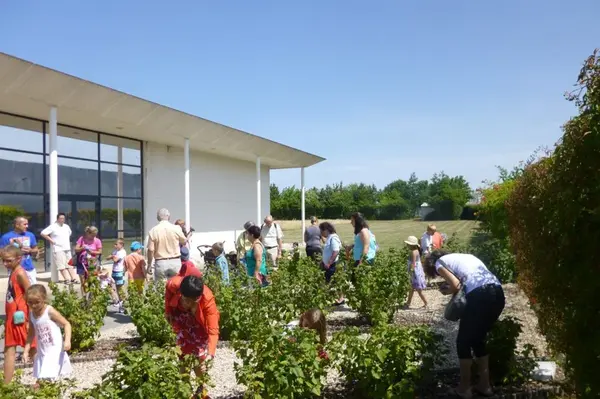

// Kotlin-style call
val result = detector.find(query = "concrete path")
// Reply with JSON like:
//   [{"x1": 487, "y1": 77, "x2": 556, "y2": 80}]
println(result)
[{"x1": 0, "y1": 271, "x2": 133, "y2": 360}]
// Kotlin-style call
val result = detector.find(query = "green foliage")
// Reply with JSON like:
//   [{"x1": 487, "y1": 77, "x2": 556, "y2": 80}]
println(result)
[
  {"x1": 460, "y1": 204, "x2": 480, "y2": 220},
  {"x1": 0, "y1": 370, "x2": 74, "y2": 399},
  {"x1": 478, "y1": 180, "x2": 516, "y2": 241},
  {"x1": 469, "y1": 233, "x2": 516, "y2": 283},
  {"x1": 329, "y1": 325, "x2": 445, "y2": 398},
  {"x1": 269, "y1": 171, "x2": 470, "y2": 220},
  {"x1": 486, "y1": 317, "x2": 537, "y2": 385},
  {"x1": 49, "y1": 276, "x2": 109, "y2": 352},
  {"x1": 345, "y1": 248, "x2": 410, "y2": 326},
  {"x1": 0, "y1": 204, "x2": 23, "y2": 233},
  {"x1": 234, "y1": 326, "x2": 330, "y2": 398},
  {"x1": 72, "y1": 344, "x2": 210, "y2": 399},
  {"x1": 506, "y1": 50, "x2": 600, "y2": 397},
  {"x1": 126, "y1": 281, "x2": 175, "y2": 347}
]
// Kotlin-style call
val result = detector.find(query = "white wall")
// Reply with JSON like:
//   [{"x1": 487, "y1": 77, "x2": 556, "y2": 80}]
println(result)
[{"x1": 143, "y1": 141, "x2": 270, "y2": 264}]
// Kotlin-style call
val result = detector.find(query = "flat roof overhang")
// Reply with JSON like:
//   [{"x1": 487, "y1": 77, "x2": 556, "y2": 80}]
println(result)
[{"x1": 0, "y1": 52, "x2": 325, "y2": 169}]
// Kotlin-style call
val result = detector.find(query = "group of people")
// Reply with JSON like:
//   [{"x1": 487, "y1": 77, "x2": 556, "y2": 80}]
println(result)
[{"x1": 1, "y1": 208, "x2": 506, "y2": 398}]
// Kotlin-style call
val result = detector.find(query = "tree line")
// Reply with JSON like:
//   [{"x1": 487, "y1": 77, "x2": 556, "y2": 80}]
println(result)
[{"x1": 270, "y1": 172, "x2": 473, "y2": 221}]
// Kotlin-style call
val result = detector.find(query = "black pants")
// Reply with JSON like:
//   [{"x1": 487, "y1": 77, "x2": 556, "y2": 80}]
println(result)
[
  {"x1": 306, "y1": 246, "x2": 322, "y2": 260},
  {"x1": 457, "y1": 284, "x2": 505, "y2": 359}
]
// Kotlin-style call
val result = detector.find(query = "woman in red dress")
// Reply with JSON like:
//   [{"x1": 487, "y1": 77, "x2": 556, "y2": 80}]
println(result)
[
  {"x1": 165, "y1": 275, "x2": 219, "y2": 399},
  {"x1": 2, "y1": 245, "x2": 36, "y2": 383}
]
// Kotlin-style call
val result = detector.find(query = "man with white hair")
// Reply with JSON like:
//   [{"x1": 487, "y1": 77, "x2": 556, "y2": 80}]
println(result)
[
  {"x1": 147, "y1": 208, "x2": 187, "y2": 279},
  {"x1": 420, "y1": 224, "x2": 444, "y2": 255},
  {"x1": 260, "y1": 215, "x2": 283, "y2": 269}
]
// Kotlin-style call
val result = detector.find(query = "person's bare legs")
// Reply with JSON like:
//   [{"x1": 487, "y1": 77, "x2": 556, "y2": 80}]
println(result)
[
  {"x1": 404, "y1": 289, "x2": 414, "y2": 308},
  {"x1": 416, "y1": 289, "x2": 428, "y2": 307},
  {"x1": 4, "y1": 346, "x2": 16, "y2": 383},
  {"x1": 458, "y1": 358, "x2": 473, "y2": 397},
  {"x1": 67, "y1": 267, "x2": 78, "y2": 281},
  {"x1": 475, "y1": 355, "x2": 492, "y2": 394},
  {"x1": 59, "y1": 269, "x2": 70, "y2": 282}
]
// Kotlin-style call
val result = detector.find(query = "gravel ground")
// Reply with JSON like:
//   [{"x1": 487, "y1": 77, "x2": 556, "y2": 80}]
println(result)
[{"x1": 13, "y1": 283, "x2": 548, "y2": 398}]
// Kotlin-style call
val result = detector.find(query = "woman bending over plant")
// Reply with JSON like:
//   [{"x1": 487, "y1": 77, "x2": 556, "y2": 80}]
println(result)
[
  {"x1": 165, "y1": 275, "x2": 220, "y2": 399},
  {"x1": 424, "y1": 250, "x2": 504, "y2": 398}
]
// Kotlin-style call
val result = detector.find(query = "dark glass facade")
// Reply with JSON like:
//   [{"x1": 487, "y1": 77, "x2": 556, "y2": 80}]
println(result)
[{"x1": 0, "y1": 111, "x2": 143, "y2": 275}]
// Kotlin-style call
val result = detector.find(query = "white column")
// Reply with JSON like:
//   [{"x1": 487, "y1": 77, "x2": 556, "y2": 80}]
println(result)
[
  {"x1": 256, "y1": 157, "x2": 261, "y2": 224},
  {"x1": 117, "y1": 146, "x2": 124, "y2": 239},
  {"x1": 184, "y1": 138, "x2": 191, "y2": 232},
  {"x1": 301, "y1": 167, "x2": 306, "y2": 240},
  {"x1": 49, "y1": 107, "x2": 59, "y2": 283}
]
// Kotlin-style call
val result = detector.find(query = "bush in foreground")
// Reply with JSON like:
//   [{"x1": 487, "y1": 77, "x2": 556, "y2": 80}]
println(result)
[
  {"x1": 329, "y1": 325, "x2": 444, "y2": 399},
  {"x1": 127, "y1": 281, "x2": 175, "y2": 347},
  {"x1": 0, "y1": 370, "x2": 74, "y2": 399},
  {"x1": 49, "y1": 276, "x2": 109, "y2": 352}
]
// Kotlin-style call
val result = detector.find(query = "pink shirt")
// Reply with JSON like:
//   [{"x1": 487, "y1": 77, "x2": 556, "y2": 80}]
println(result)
[{"x1": 76, "y1": 236, "x2": 102, "y2": 253}]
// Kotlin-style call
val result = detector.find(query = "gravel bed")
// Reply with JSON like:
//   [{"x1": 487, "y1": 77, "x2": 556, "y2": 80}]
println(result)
[{"x1": 10, "y1": 283, "x2": 549, "y2": 398}]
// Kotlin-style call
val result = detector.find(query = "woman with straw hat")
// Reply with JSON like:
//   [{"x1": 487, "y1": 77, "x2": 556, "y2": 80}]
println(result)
[{"x1": 403, "y1": 235, "x2": 428, "y2": 309}]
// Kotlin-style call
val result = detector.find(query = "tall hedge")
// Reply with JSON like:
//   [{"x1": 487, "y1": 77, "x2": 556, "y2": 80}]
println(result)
[{"x1": 506, "y1": 50, "x2": 600, "y2": 397}]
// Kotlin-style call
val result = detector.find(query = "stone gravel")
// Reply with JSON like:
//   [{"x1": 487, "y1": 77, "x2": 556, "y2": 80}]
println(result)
[{"x1": 13, "y1": 283, "x2": 547, "y2": 398}]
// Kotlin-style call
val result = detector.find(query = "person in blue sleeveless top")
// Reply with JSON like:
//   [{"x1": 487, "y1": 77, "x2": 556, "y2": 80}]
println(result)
[
  {"x1": 349, "y1": 212, "x2": 377, "y2": 267},
  {"x1": 244, "y1": 225, "x2": 269, "y2": 287}
]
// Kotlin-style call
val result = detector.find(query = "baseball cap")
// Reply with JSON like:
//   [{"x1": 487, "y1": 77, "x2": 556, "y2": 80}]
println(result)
[
  {"x1": 180, "y1": 246, "x2": 190, "y2": 261},
  {"x1": 130, "y1": 241, "x2": 143, "y2": 251}
]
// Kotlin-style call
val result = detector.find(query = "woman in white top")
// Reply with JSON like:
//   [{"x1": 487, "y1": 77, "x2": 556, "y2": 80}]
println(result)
[{"x1": 424, "y1": 250, "x2": 505, "y2": 399}]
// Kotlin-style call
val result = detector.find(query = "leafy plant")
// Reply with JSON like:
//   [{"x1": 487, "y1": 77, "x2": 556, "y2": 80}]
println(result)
[
  {"x1": 49, "y1": 275, "x2": 109, "y2": 352},
  {"x1": 346, "y1": 248, "x2": 410, "y2": 325},
  {"x1": 486, "y1": 317, "x2": 537, "y2": 385},
  {"x1": 72, "y1": 344, "x2": 211, "y2": 399},
  {"x1": 469, "y1": 233, "x2": 516, "y2": 283},
  {"x1": 506, "y1": 49, "x2": 600, "y2": 396},
  {"x1": 329, "y1": 325, "x2": 445, "y2": 398},
  {"x1": 126, "y1": 280, "x2": 175, "y2": 347},
  {"x1": 0, "y1": 369, "x2": 74, "y2": 399},
  {"x1": 234, "y1": 325, "x2": 330, "y2": 398}
]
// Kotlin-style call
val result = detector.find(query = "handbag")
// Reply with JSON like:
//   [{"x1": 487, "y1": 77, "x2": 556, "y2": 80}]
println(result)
[
  {"x1": 13, "y1": 310, "x2": 26, "y2": 325},
  {"x1": 439, "y1": 259, "x2": 467, "y2": 321}
]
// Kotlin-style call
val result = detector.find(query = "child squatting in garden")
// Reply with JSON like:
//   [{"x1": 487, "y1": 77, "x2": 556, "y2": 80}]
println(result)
[
  {"x1": 24, "y1": 284, "x2": 72, "y2": 381},
  {"x1": 286, "y1": 308, "x2": 329, "y2": 359},
  {"x1": 165, "y1": 275, "x2": 220, "y2": 399}
]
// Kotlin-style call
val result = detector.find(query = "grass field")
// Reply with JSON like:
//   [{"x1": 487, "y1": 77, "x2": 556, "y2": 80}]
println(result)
[{"x1": 278, "y1": 219, "x2": 479, "y2": 249}]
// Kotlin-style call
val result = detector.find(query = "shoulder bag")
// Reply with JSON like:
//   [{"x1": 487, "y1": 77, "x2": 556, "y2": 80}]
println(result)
[{"x1": 439, "y1": 259, "x2": 467, "y2": 321}]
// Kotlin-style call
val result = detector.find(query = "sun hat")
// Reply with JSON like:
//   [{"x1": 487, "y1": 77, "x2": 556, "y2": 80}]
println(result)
[
  {"x1": 404, "y1": 236, "x2": 420, "y2": 247},
  {"x1": 130, "y1": 241, "x2": 144, "y2": 251}
]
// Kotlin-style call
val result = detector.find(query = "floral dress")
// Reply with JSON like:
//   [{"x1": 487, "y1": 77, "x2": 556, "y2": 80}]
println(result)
[
  {"x1": 408, "y1": 253, "x2": 427, "y2": 290},
  {"x1": 170, "y1": 307, "x2": 209, "y2": 358}
]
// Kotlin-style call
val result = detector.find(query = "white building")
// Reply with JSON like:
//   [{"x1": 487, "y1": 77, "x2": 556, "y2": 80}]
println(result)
[{"x1": 0, "y1": 52, "x2": 324, "y2": 280}]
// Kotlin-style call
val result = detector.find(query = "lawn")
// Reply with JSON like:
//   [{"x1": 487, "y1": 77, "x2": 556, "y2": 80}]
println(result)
[{"x1": 277, "y1": 219, "x2": 479, "y2": 249}]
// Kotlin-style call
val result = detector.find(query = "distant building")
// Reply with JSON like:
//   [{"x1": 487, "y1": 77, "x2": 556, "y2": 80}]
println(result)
[{"x1": 417, "y1": 202, "x2": 435, "y2": 220}]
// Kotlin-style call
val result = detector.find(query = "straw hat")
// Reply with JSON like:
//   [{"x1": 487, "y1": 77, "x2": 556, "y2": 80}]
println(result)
[{"x1": 404, "y1": 236, "x2": 420, "y2": 247}]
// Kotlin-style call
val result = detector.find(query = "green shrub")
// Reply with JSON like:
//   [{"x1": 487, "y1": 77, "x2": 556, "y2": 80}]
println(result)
[
  {"x1": 329, "y1": 325, "x2": 444, "y2": 398},
  {"x1": 442, "y1": 232, "x2": 471, "y2": 253},
  {"x1": 234, "y1": 326, "x2": 330, "y2": 398},
  {"x1": 49, "y1": 276, "x2": 109, "y2": 352},
  {"x1": 478, "y1": 180, "x2": 516, "y2": 241},
  {"x1": 0, "y1": 370, "x2": 74, "y2": 399},
  {"x1": 73, "y1": 344, "x2": 210, "y2": 399},
  {"x1": 506, "y1": 50, "x2": 600, "y2": 396},
  {"x1": 0, "y1": 205, "x2": 23, "y2": 233},
  {"x1": 460, "y1": 204, "x2": 480, "y2": 220},
  {"x1": 126, "y1": 280, "x2": 175, "y2": 347},
  {"x1": 486, "y1": 317, "x2": 537, "y2": 385},
  {"x1": 469, "y1": 234, "x2": 516, "y2": 283},
  {"x1": 346, "y1": 248, "x2": 410, "y2": 326}
]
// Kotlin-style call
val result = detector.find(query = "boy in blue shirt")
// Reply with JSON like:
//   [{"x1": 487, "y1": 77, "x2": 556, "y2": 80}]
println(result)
[
  {"x1": 0, "y1": 217, "x2": 38, "y2": 283},
  {"x1": 211, "y1": 242, "x2": 230, "y2": 284}
]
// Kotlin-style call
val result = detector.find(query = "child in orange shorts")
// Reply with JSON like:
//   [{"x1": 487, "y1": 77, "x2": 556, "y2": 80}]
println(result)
[{"x1": 2, "y1": 245, "x2": 36, "y2": 383}]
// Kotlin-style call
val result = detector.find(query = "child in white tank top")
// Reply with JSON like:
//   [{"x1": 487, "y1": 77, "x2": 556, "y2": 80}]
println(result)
[{"x1": 23, "y1": 284, "x2": 72, "y2": 380}]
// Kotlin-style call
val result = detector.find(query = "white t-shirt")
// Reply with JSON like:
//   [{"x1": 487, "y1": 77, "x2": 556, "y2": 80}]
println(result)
[
  {"x1": 41, "y1": 223, "x2": 72, "y2": 253},
  {"x1": 112, "y1": 249, "x2": 127, "y2": 273},
  {"x1": 435, "y1": 253, "x2": 500, "y2": 294},
  {"x1": 323, "y1": 234, "x2": 341, "y2": 264},
  {"x1": 260, "y1": 223, "x2": 284, "y2": 248}
]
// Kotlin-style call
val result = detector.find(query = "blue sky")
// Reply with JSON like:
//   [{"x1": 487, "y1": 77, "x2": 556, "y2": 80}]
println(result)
[{"x1": 1, "y1": 1, "x2": 598, "y2": 191}]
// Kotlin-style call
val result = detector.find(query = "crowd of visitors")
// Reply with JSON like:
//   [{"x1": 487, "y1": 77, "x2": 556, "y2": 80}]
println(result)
[{"x1": 0, "y1": 210, "x2": 505, "y2": 398}]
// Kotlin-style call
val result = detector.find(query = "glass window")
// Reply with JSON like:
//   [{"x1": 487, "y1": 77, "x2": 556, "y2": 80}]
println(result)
[
  {"x1": 123, "y1": 198, "x2": 143, "y2": 233},
  {"x1": 100, "y1": 135, "x2": 141, "y2": 165},
  {"x1": 100, "y1": 163, "x2": 142, "y2": 197},
  {"x1": 0, "y1": 150, "x2": 44, "y2": 193},
  {"x1": 100, "y1": 198, "x2": 142, "y2": 236},
  {"x1": 49, "y1": 157, "x2": 99, "y2": 196},
  {"x1": 45, "y1": 125, "x2": 98, "y2": 160},
  {"x1": 0, "y1": 113, "x2": 44, "y2": 153}
]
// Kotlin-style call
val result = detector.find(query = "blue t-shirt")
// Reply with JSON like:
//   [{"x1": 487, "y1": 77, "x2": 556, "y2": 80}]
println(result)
[{"x1": 0, "y1": 231, "x2": 37, "y2": 271}]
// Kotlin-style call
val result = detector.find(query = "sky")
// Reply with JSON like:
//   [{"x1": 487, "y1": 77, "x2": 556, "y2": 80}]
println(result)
[{"x1": 1, "y1": 1, "x2": 598, "y2": 191}]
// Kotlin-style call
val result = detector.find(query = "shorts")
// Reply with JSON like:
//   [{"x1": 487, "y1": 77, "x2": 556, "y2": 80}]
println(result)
[
  {"x1": 112, "y1": 271, "x2": 125, "y2": 286},
  {"x1": 53, "y1": 250, "x2": 72, "y2": 271},
  {"x1": 25, "y1": 269, "x2": 37, "y2": 285}
]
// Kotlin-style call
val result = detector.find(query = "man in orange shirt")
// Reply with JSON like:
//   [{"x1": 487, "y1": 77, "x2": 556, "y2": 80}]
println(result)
[{"x1": 165, "y1": 275, "x2": 219, "y2": 398}]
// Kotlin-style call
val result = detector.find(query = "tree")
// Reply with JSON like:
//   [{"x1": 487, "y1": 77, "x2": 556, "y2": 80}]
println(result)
[{"x1": 426, "y1": 172, "x2": 471, "y2": 220}]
